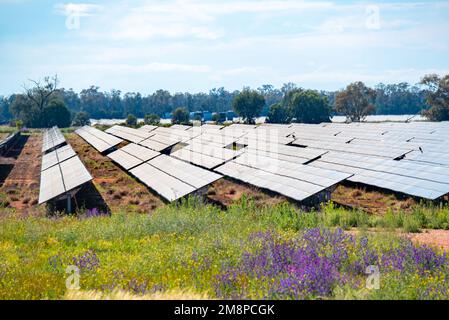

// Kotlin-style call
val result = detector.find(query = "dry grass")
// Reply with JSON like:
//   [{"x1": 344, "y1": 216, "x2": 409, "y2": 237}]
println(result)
[
  {"x1": 206, "y1": 178, "x2": 286, "y2": 207},
  {"x1": 64, "y1": 289, "x2": 211, "y2": 300},
  {"x1": 332, "y1": 185, "x2": 416, "y2": 215}
]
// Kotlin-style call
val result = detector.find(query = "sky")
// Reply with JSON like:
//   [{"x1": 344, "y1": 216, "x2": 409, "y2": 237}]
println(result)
[{"x1": 0, "y1": 0, "x2": 449, "y2": 95}]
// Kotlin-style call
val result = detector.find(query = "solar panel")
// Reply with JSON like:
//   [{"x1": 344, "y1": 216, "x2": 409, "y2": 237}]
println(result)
[
  {"x1": 138, "y1": 125, "x2": 158, "y2": 132},
  {"x1": 171, "y1": 124, "x2": 191, "y2": 131},
  {"x1": 108, "y1": 149, "x2": 142, "y2": 170},
  {"x1": 76, "y1": 126, "x2": 123, "y2": 153},
  {"x1": 41, "y1": 145, "x2": 77, "y2": 171},
  {"x1": 42, "y1": 126, "x2": 66, "y2": 153},
  {"x1": 170, "y1": 148, "x2": 225, "y2": 169},
  {"x1": 149, "y1": 155, "x2": 222, "y2": 189},
  {"x1": 308, "y1": 152, "x2": 449, "y2": 200},
  {"x1": 105, "y1": 125, "x2": 152, "y2": 143},
  {"x1": 82, "y1": 126, "x2": 123, "y2": 145},
  {"x1": 215, "y1": 162, "x2": 323, "y2": 202},
  {"x1": 39, "y1": 156, "x2": 92, "y2": 204},
  {"x1": 38, "y1": 164, "x2": 66, "y2": 204},
  {"x1": 234, "y1": 153, "x2": 351, "y2": 188},
  {"x1": 138, "y1": 134, "x2": 182, "y2": 151},
  {"x1": 120, "y1": 143, "x2": 160, "y2": 161},
  {"x1": 130, "y1": 162, "x2": 196, "y2": 202},
  {"x1": 59, "y1": 156, "x2": 93, "y2": 192}
]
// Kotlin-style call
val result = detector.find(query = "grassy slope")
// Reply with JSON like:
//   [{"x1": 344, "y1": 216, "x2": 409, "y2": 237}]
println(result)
[{"x1": 1, "y1": 197, "x2": 449, "y2": 299}]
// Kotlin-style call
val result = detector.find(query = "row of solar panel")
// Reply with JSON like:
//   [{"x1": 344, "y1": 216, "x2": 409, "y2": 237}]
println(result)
[
  {"x1": 76, "y1": 126, "x2": 123, "y2": 152},
  {"x1": 42, "y1": 126, "x2": 66, "y2": 153},
  {"x1": 39, "y1": 127, "x2": 93, "y2": 204}
]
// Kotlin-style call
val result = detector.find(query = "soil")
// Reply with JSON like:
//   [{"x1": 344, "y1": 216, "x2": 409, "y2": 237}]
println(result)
[
  {"x1": 332, "y1": 184, "x2": 416, "y2": 215},
  {"x1": 206, "y1": 178, "x2": 287, "y2": 207},
  {"x1": 347, "y1": 228, "x2": 449, "y2": 252},
  {"x1": 0, "y1": 133, "x2": 42, "y2": 216}
]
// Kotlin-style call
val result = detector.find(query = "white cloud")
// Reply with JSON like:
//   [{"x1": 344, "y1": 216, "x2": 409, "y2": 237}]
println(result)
[{"x1": 55, "y1": 2, "x2": 103, "y2": 17}]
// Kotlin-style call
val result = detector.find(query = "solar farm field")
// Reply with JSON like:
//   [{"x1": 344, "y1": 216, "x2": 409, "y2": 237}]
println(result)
[{"x1": 1, "y1": 122, "x2": 449, "y2": 300}]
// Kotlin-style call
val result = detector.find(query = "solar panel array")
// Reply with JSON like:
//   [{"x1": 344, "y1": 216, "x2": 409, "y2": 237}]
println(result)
[
  {"x1": 42, "y1": 126, "x2": 66, "y2": 153},
  {"x1": 76, "y1": 121, "x2": 449, "y2": 203},
  {"x1": 76, "y1": 126, "x2": 123, "y2": 152},
  {"x1": 39, "y1": 127, "x2": 92, "y2": 204}
]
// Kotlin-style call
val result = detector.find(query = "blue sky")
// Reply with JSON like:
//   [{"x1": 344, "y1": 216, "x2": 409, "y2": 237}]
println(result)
[{"x1": 1, "y1": 0, "x2": 448, "y2": 95}]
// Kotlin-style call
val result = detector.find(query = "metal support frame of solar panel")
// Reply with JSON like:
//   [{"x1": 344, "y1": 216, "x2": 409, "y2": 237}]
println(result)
[
  {"x1": 42, "y1": 126, "x2": 66, "y2": 153},
  {"x1": 75, "y1": 126, "x2": 123, "y2": 153},
  {"x1": 309, "y1": 152, "x2": 449, "y2": 200},
  {"x1": 39, "y1": 154, "x2": 92, "y2": 204},
  {"x1": 130, "y1": 154, "x2": 222, "y2": 202},
  {"x1": 105, "y1": 125, "x2": 153, "y2": 143},
  {"x1": 107, "y1": 143, "x2": 160, "y2": 170}
]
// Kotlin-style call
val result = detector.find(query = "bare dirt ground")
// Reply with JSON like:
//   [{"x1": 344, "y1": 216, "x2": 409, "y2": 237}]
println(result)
[
  {"x1": 206, "y1": 178, "x2": 287, "y2": 208},
  {"x1": 332, "y1": 184, "x2": 416, "y2": 215},
  {"x1": 407, "y1": 230, "x2": 449, "y2": 251},
  {"x1": 0, "y1": 133, "x2": 42, "y2": 216},
  {"x1": 67, "y1": 133, "x2": 164, "y2": 214},
  {"x1": 347, "y1": 228, "x2": 449, "y2": 252}
]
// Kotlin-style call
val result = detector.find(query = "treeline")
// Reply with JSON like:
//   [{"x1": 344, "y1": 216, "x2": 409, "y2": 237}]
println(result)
[{"x1": 2, "y1": 74, "x2": 448, "y2": 127}]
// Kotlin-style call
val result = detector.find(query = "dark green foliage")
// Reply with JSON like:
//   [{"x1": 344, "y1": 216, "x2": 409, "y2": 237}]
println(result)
[
  {"x1": 125, "y1": 114, "x2": 138, "y2": 126},
  {"x1": 144, "y1": 113, "x2": 160, "y2": 125},
  {"x1": 172, "y1": 107, "x2": 190, "y2": 124},
  {"x1": 334, "y1": 82, "x2": 377, "y2": 122},
  {"x1": 420, "y1": 74, "x2": 449, "y2": 121},
  {"x1": 232, "y1": 89, "x2": 265, "y2": 124},
  {"x1": 289, "y1": 90, "x2": 331, "y2": 124},
  {"x1": 72, "y1": 111, "x2": 91, "y2": 127},
  {"x1": 375, "y1": 83, "x2": 427, "y2": 115},
  {"x1": 42, "y1": 100, "x2": 71, "y2": 128},
  {"x1": 266, "y1": 103, "x2": 290, "y2": 124}
]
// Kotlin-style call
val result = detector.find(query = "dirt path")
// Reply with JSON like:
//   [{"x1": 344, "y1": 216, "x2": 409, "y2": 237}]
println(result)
[
  {"x1": 67, "y1": 133, "x2": 164, "y2": 214},
  {"x1": 0, "y1": 133, "x2": 42, "y2": 216},
  {"x1": 347, "y1": 228, "x2": 449, "y2": 252}
]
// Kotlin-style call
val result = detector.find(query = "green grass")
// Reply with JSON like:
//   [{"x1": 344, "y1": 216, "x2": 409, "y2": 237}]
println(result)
[{"x1": 0, "y1": 197, "x2": 448, "y2": 299}]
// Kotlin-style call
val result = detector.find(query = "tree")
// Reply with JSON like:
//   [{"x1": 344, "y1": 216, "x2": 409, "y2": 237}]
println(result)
[
  {"x1": 42, "y1": 100, "x2": 71, "y2": 128},
  {"x1": 72, "y1": 111, "x2": 91, "y2": 126},
  {"x1": 289, "y1": 90, "x2": 331, "y2": 124},
  {"x1": 266, "y1": 103, "x2": 290, "y2": 124},
  {"x1": 144, "y1": 114, "x2": 160, "y2": 125},
  {"x1": 126, "y1": 114, "x2": 138, "y2": 126},
  {"x1": 23, "y1": 75, "x2": 59, "y2": 125},
  {"x1": 232, "y1": 89, "x2": 265, "y2": 124},
  {"x1": 420, "y1": 74, "x2": 449, "y2": 121},
  {"x1": 172, "y1": 107, "x2": 190, "y2": 124},
  {"x1": 334, "y1": 82, "x2": 376, "y2": 122}
]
